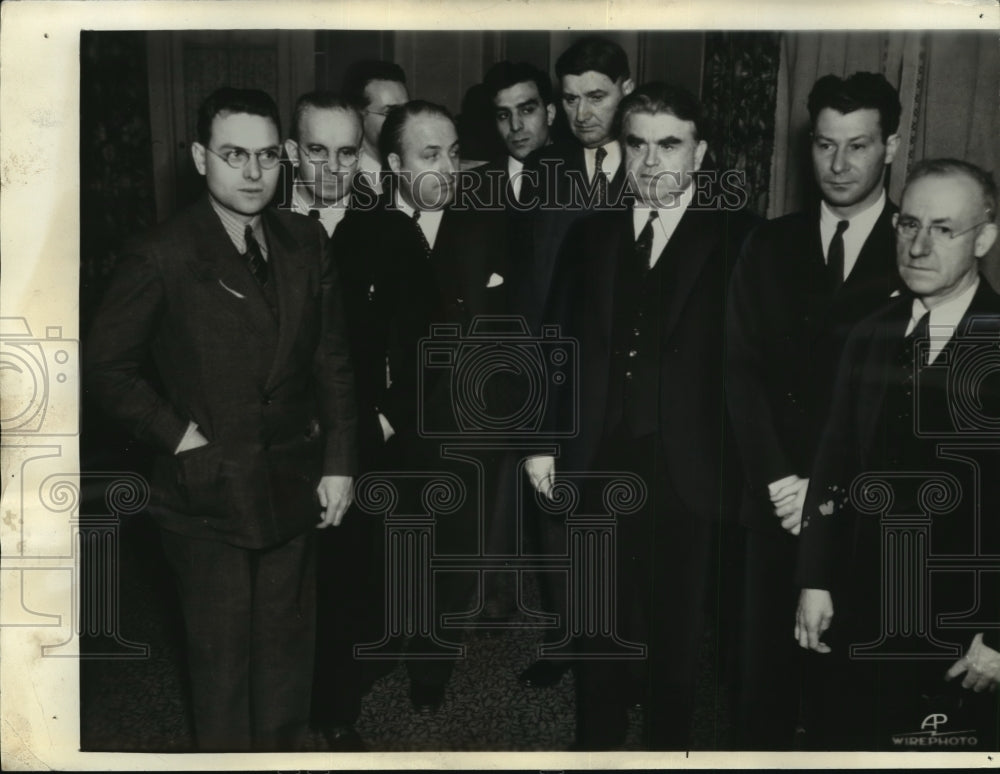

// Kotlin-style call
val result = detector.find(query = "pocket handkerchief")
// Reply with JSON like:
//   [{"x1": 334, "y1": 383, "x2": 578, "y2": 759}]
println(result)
[{"x1": 487, "y1": 272, "x2": 504, "y2": 288}]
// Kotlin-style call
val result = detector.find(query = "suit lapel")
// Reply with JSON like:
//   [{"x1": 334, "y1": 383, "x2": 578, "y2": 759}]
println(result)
[
  {"x1": 858, "y1": 301, "x2": 910, "y2": 457},
  {"x1": 659, "y1": 209, "x2": 719, "y2": 342},
  {"x1": 262, "y1": 208, "x2": 311, "y2": 389},
  {"x1": 184, "y1": 197, "x2": 275, "y2": 337}
]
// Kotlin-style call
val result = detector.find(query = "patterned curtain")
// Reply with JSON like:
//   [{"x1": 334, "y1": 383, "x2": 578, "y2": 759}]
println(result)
[
  {"x1": 80, "y1": 31, "x2": 157, "y2": 334},
  {"x1": 700, "y1": 32, "x2": 782, "y2": 217}
]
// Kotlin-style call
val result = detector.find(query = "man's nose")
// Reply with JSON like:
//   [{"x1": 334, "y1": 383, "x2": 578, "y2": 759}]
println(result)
[
  {"x1": 644, "y1": 145, "x2": 658, "y2": 167},
  {"x1": 575, "y1": 101, "x2": 592, "y2": 123},
  {"x1": 830, "y1": 145, "x2": 849, "y2": 174},
  {"x1": 244, "y1": 154, "x2": 262, "y2": 180},
  {"x1": 909, "y1": 227, "x2": 934, "y2": 257},
  {"x1": 510, "y1": 113, "x2": 523, "y2": 133}
]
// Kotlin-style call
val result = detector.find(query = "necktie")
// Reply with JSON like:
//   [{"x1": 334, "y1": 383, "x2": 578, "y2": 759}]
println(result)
[
  {"x1": 412, "y1": 210, "x2": 432, "y2": 257},
  {"x1": 243, "y1": 224, "x2": 268, "y2": 287},
  {"x1": 308, "y1": 209, "x2": 320, "y2": 220},
  {"x1": 634, "y1": 210, "x2": 658, "y2": 274},
  {"x1": 594, "y1": 145, "x2": 609, "y2": 205},
  {"x1": 828, "y1": 219, "x2": 849, "y2": 291}
]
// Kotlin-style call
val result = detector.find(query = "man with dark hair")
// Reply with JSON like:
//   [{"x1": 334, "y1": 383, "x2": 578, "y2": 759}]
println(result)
[
  {"x1": 528, "y1": 81, "x2": 757, "y2": 749},
  {"x1": 333, "y1": 100, "x2": 511, "y2": 715},
  {"x1": 797, "y1": 158, "x2": 1000, "y2": 750},
  {"x1": 85, "y1": 87, "x2": 357, "y2": 751},
  {"x1": 281, "y1": 91, "x2": 362, "y2": 237},
  {"x1": 473, "y1": 60, "x2": 556, "y2": 206},
  {"x1": 726, "y1": 71, "x2": 903, "y2": 749},
  {"x1": 342, "y1": 59, "x2": 409, "y2": 192},
  {"x1": 512, "y1": 35, "x2": 637, "y2": 692}
]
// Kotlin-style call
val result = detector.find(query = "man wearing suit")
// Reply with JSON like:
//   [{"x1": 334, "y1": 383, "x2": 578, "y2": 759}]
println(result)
[
  {"x1": 281, "y1": 91, "x2": 362, "y2": 238},
  {"x1": 514, "y1": 36, "x2": 636, "y2": 691},
  {"x1": 342, "y1": 59, "x2": 409, "y2": 196},
  {"x1": 276, "y1": 90, "x2": 374, "y2": 751},
  {"x1": 85, "y1": 88, "x2": 357, "y2": 751},
  {"x1": 726, "y1": 71, "x2": 903, "y2": 749},
  {"x1": 516, "y1": 36, "x2": 635, "y2": 333},
  {"x1": 331, "y1": 101, "x2": 510, "y2": 714},
  {"x1": 796, "y1": 159, "x2": 1000, "y2": 750},
  {"x1": 469, "y1": 60, "x2": 556, "y2": 209},
  {"x1": 527, "y1": 82, "x2": 757, "y2": 749}
]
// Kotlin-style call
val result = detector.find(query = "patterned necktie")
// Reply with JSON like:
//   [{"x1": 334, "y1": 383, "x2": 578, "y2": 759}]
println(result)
[
  {"x1": 243, "y1": 224, "x2": 268, "y2": 286},
  {"x1": 634, "y1": 210, "x2": 658, "y2": 274},
  {"x1": 828, "y1": 219, "x2": 849, "y2": 291},
  {"x1": 412, "y1": 210, "x2": 432, "y2": 257},
  {"x1": 594, "y1": 145, "x2": 609, "y2": 204}
]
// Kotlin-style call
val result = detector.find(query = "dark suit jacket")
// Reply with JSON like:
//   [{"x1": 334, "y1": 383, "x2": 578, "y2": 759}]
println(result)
[
  {"x1": 330, "y1": 197, "x2": 511, "y2": 447},
  {"x1": 514, "y1": 140, "x2": 630, "y2": 332},
  {"x1": 726, "y1": 199, "x2": 901, "y2": 533},
  {"x1": 798, "y1": 278, "x2": 1000, "y2": 575},
  {"x1": 545, "y1": 203, "x2": 758, "y2": 519},
  {"x1": 85, "y1": 195, "x2": 358, "y2": 549}
]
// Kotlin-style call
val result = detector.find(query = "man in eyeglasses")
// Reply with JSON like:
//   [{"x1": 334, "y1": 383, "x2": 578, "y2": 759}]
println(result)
[
  {"x1": 726, "y1": 71, "x2": 903, "y2": 749},
  {"x1": 282, "y1": 91, "x2": 363, "y2": 237},
  {"x1": 343, "y1": 59, "x2": 410, "y2": 195},
  {"x1": 796, "y1": 158, "x2": 1000, "y2": 750},
  {"x1": 85, "y1": 87, "x2": 357, "y2": 752}
]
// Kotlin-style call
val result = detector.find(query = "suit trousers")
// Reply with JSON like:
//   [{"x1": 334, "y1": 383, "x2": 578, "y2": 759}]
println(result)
[
  {"x1": 311, "y1": 433, "x2": 399, "y2": 727},
  {"x1": 738, "y1": 525, "x2": 805, "y2": 749},
  {"x1": 574, "y1": 429, "x2": 714, "y2": 750},
  {"x1": 160, "y1": 528, "x2": 316, "y2": 751}
]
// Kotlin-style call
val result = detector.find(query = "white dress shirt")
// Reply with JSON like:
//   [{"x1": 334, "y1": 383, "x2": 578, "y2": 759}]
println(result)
[
  {"x1": 820, "y1": 189, "x2": 886, "y2": 282},
  {"x1": 584, "y1": 141, "x2": 622, "y2": 185},
  {"x1": 906, "y1": 276, "x2": 979, "y2": 365},
  {"x1": 394, "y1": 192, "x2": 444, "y2": 250},
  {"x1": 507, "y1": 155, "x2": 525, "y2": 202},
  {"x1": 357, "y1": 150, "x2": 383, "y2": 195},
  {"x1": 632, "y1": 184, "x2": 694, "y2": 268},
  {"x1": 290, "y1": 186, "x2": 348, "y2": 238}
]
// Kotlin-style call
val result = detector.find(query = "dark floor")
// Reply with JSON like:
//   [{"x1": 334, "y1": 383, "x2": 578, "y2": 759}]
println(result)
[{"x1": 80, "y1": 514, "x2": 739, "y2": 752}]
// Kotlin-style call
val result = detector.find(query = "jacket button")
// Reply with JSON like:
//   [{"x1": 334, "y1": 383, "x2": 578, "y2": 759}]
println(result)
[
  {"x1": 628, "y1": 350, "x2": 637, "y2": 358},
  {"x1": 625, "y1": 371, "x2": 633, "y2": 379}
]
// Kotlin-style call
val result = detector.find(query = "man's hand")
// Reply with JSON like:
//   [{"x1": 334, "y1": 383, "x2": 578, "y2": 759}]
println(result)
[
  {"x1": 316, "y1": 475, "x2": 354, "y2": 528},
  {"x1": 377, "y1": 412, "x2": 395, "y2": 442},
  {"x1": 771, "y1": 476, "x2": 809, "y2": 536},
  {"x1": 174, "y1": 423, "x2": 209, "y2": 454},
  {"x1": 795, "y1": 588, "x2": 833, "y2": 653},
  {"x1": 946, "y1": 633, "x2": 1000, "y2": 692},
  {"x1": 526, "y1": 455, "x2": 556, "y2": 499}
]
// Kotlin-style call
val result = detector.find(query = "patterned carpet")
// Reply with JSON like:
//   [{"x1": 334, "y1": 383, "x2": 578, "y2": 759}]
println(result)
[{"x1": 80, "y1": 515, "x2": 738, "y2": 752}]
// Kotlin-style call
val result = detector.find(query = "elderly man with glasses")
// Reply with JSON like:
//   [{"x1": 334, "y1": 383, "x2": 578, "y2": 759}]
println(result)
[
  {"x1": 85, "y1": 87, "x2": 357, "y2": 752},
  {"x1": 796, "y1": 158, "x2": 1000, "y2": 750}
]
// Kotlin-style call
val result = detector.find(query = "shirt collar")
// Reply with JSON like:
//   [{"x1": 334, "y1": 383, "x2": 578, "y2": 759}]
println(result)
[
  {"x1": 911, "y1": 275, "x2": 980, "y2": 332},
  {"x1": 820, "y1": 189, "x2": 885, "y2": 234},
  {"x1": 507, "y1": 155, "x2": 524, "y2": 178},
  {"x1": 394, "y1": 191, "x2": 444, "y2": 223},
  {"x1": 209, "y1": 195, "x2": 264, "y2": 255}
]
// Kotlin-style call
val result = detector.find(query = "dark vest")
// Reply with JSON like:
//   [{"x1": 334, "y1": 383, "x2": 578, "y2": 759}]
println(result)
[{"x1": 604, "y1": 241, "x2": 668, "y2": 438}]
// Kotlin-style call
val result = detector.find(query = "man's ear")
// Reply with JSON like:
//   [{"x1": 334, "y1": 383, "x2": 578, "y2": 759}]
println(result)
[
  {"x1": 974, "y1": 222, "x2": 998, "y2": 258},
  {"x1": 284, "y1": 139, "x2": 300, "y2": 167},
  {"x1": 191, "y1": 142, "x2": 207, "y2": 176},
  {"x1": 694, "y1": 140, "x2": 708, "y2": 172},
  {"x1": 621, "y1": 77, "x2": 635, "y2": 97},
  {"x1": 387, "y1": 152, "x2": 402, "y2": 175},
  {"x1": 884, "y1": 133, "x2": 901, "y2": 166},
  {"x1": 546, "y1": 103, "x2": 556, "y2": 127}
]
